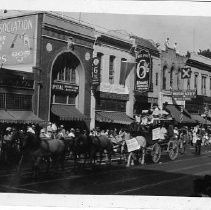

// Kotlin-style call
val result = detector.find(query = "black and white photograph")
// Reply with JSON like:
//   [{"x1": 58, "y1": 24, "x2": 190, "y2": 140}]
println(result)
[{"x1": 1, "y1": 1, "x2": 211, "y2": 209}]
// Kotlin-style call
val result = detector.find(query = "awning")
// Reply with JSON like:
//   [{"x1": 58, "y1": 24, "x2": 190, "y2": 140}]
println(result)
[
  {"x1": 0, "y1": 110, "x2": 46, "y2": 124},
  {"x1": 0, "y1": 110, "x2": 16, "y2": 123},
  {"x1": 165, "y1": 104, "x2": 196, "y2": 124},
  {"x1": 6, "y1": 110, "x2": 46, "y2": 124},
  {"x1": 51, "y1": 104, "x2": 90, "y2": 121},
  {"x1": 191, "y1": 114, "x2": 211, "y2": 125},
  {"x1": 96, "y1": 111, "x2": 134, "y2": 125}
]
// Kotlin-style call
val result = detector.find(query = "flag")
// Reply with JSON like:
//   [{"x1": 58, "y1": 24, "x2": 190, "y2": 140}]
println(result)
[
  {"x1": 119, "y1": 61, "x2": 136, "y2": 86},
  {"x1": 181, "y1": 67, "x2": 192, "y2": 79}
]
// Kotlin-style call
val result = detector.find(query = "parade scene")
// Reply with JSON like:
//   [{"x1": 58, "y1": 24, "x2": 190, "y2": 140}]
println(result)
[{"x1": 1, "y1": 8, "x2": 211, "y2": 198}]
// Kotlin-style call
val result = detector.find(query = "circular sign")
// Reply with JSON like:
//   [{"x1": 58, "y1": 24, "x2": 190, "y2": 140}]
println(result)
[
  {"x1": 85, "y1": 52, "x2": 91, "y2": 61},
  {"x1": 46, "y1": 43, "x2": 53, "y2": 52},
  {"x1": 93, "y1": 57, "x2": 100, "y2": 66}
]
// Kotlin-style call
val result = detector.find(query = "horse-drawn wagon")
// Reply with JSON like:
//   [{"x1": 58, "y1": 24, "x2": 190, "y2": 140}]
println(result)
[{"x1": 125, "y1": 110, "x2": 179, "y2": 166}]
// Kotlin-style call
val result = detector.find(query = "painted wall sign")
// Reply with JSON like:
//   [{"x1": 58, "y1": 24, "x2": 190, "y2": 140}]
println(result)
[
  {"x1": 135, "y1": 49, "x2": 151, "y2": 92},
  {"x1": 0, "y1": 15, "x2": 37, "y2": 66}
]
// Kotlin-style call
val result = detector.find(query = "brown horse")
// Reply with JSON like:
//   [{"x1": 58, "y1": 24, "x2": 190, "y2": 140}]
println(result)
[
  {"x1": 11, "y1": 131, "x2": 67, "y2": 178},
  {"x1": 90, "y1": 135, "x2": 114, "y2": 165}
]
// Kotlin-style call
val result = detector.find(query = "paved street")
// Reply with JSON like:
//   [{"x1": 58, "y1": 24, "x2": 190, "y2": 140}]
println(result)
[{"x1": 0, "y1": 146, "x2": 210, "y2": 196}]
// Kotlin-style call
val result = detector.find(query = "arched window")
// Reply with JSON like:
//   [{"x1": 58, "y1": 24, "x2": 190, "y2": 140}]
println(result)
[
  {"x1": 170, "y1": 66, "x2": 174, "y2": 89},
  {"x1": 177, "y1": 68, "x2": 181, "y2": 89}
]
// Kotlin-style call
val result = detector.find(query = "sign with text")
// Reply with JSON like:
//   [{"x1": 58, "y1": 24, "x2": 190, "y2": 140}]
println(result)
[
  {"x1": 135, "y1": 49, "x2": 151, "y2": 92},
  {"x1": 92, "y1": 57, "x2": 100, "y2": 86},
  {"x1": 125, "y1": 138, "x2": 140, "y2": 152},
  {"x1": 0, "y1": 15, "x2": 37, "y2": 66},
  {"x1": 52, "y1": 82, "x2": 79, "y2": 93},
  {"x1": 171, "y1": 89, "x2": 196, "y2": 101}
]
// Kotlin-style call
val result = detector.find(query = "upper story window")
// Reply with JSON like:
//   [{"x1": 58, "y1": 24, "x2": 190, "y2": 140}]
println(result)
[
  {"x1": 177, "y1": 69, "x2": 181, "y2": 89},
  {"x1": 155, "y1": 73, "x2": 158, "y2": 86},
  {"x1": 109, "y1": 55, "x2": 115, "y2": 84},
  {"x1": 57, "y1": 67, "x2": 76, "y2": 84},
  {"x1": 162, "y1": 66, "x2": 167, "y2": 90},
  {"x1": 187, "y1": 78, "x2": 190, "y2": 90},
  {"x1": 194, "y1": 74, "x2": 198, "y2": 90},
  {"x1": 97, "y1": 52, "x2": 103, "y2": 80},
  {"x1": 170, "y1": 67, "x2": 174, "y2": 89},
  {"x1": 201, "y1": 75, "x2": 207, "y2": 95}
]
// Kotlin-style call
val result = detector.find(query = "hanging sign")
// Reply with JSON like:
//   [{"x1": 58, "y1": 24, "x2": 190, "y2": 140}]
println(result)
[
  {"x1": 92, "y1": 57, "x2": 100, "y2": 86},
  {"x1": 135, "y1": 49, "x2": 151, "y2": 92}
]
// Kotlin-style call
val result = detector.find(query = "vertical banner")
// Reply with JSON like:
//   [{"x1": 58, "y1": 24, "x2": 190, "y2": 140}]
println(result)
[
  {"x1": 92, "y1": 57, "x2": 100, "y2": 86},
  {"x1": 135, "y1": 49, "x2": 151, "y2": 92}
]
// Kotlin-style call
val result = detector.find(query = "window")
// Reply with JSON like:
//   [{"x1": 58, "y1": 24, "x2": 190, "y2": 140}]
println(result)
[
  {"x1": 109, "y1": 56, "x2": 115, "y2": 84},
  {"x1": 177, "y1": 69, "x2": 180, "y2": 89},
  {"x1": 170, "y1": 67, "x2": 174, "y2": 89},
  {"x1": 57, "y1": 67, "x2": 76, "y2": 84},
  {"x1": 97, "y1": 52, "x2": 103, "y2": 81},
  {"x1": 187, "y1": 78, "x2": 190, "y2": 90},
  {"x1": 201, "y1": 76, "x2": 207, "y2": 95},
  {"x1": 163, "y1": 66, "x2": 167, "y2": 90},
  {"x1": 194, "y1": 74, "x2": 198, "y2": 90},
  {"x1": 6, "y1": 93, "x2": 32, "y2": 110},
  {"x1": 0, "y1": 93, "x2": 5, "y2": 109},
  {"x1": 53, "y1": 94, "x2": 76, "y2": 105},
  {"x1": 54, "y1": 94, "x2": 67, "y2": 104},
  {"x1": 96, "y1": 99, "x2": 126, "y2": 112},
  {"x1": 155, "y1": 73, "x2": 158, "y2": 86},
  {"x1": 210, "y1": 77, "x2": 211, "y2": 90}
]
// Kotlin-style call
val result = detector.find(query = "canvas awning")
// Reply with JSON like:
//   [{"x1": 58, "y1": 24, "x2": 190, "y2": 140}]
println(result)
[
  {"x1": 191, "y1": 114, "x2": 211, "y2": 125},
  {"x1": 0, "y1": 110, "x2": 46, "y2": 124},
  {"x1": 51, "y1": 104, "x2": 90, "y2": 121},
  {"x1": 95, "y1": 111, "x2": 134, "y2": 125},
  {"x1": 165, "y1": 104, "x2": 196, "y2": 124}
]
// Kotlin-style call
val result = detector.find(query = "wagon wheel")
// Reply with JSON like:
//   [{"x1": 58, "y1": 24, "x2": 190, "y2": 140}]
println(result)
[
  {"x1": 151, "y1": 143, "x2": 161, "y2": 163},
  {"x1": 168, "y1": 140, "x2": 179, "y2": 160}
]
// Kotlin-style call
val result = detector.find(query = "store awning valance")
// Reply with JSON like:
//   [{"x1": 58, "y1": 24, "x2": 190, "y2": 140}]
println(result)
[
  {"x1": 7, "y1": 110, "x2": 46, "y2": 124},
  {"x1": 0, "y1": 110, "x2": 17, "y2": 123},
  {"x1": 0, "y1": 110, "x2": 46, "y2": 124},
  {"x1": 96, "y1": 111, "x2": 134, "y2": 125},
  {"x1": 191, "y1": 114, "x2": 211, "y2": 125},
  {"x1": 51, "y1": 104, "x2": 90, "y2": 121},
  {"x1": 164, "y1": 104, "x2": 196, "y2": 124}
]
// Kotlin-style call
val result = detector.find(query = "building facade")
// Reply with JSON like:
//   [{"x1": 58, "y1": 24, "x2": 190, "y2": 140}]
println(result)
[{"x1": 0, "y1": 12, "x2": 95, "y2": 129}]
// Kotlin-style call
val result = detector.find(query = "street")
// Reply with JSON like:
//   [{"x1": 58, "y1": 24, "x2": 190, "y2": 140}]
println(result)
[{"x1": 0, "y1": 146, "x2": 210, "y2": 196}]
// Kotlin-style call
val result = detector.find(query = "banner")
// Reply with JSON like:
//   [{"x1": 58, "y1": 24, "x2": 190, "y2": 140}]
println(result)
[
  {"x1": 125, "y1": 138, "x2": 140, "y2": 152},
  {"x1": 119, "y1": 61, "x2": 136, "y2": 86},
  {"x1": 92, "y1": 57, "x2": 100, "y2": 86},
  {"x1": 135, "y1": 49, "x2": 151, "y2": 92}
]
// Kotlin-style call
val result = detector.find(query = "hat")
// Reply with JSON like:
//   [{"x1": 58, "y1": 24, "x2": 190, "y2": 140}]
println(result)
[
  {"x1": 40, "y1": 129, "x2": 45, "y2": 133},
  {"x1": 6, "y1": 127, "x2": 12, "y2": 131}
]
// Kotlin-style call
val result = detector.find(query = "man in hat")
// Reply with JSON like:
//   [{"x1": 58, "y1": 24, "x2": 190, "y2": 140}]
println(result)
[{"x1": 68, "y1": 128, "x2": 75, "y2": 138}]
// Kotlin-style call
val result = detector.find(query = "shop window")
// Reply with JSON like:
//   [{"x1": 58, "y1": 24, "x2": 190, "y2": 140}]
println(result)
[
  {"x1": 54, "y1": 94, "x2": 67, "y2": 104},
  {"x1": 109, "y1": 55, "x2": 115, "y2": 84},
  {"x1": 68, "y1": 96, "x2": 76, "y2": 105},
  {"x1": 0, "y1": 93, "x2": 5, "y2": 109},
  {"x1": 6, "y1": 93, "x2": 32, "y2": 110}
]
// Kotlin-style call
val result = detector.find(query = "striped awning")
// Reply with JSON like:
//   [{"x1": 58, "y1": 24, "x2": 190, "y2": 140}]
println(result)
[
  {"x1": 191, "y1": 114, "x2": 211, "y2": 125},
  {"x1": 0, "y1": 110, "x2": 46, "y2": 124},
  {"x1": 51, "y1": 104, "x2": 90, "y2": 121},
  {"x1": 96, "y1": 111, "x2": 134, "y2": 125},
  {"x1": 165, "y1": 104, "x2": 196, "y2": 124}
]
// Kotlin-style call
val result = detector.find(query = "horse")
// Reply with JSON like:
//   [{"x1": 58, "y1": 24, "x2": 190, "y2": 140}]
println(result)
[
  {"x1": 11, "y1": 131, "x2": 67, "y2": 178},
  {"x1": 124, "y1": 132, "x2": 147, "y2": 167},
  {"x1": 90, "y1": 135, "x2": 114, "y2": 165}
]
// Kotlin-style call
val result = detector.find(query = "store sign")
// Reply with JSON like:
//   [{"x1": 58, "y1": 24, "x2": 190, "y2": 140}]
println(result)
[
  {"x1": 92, "y1": 57, "x2": 100, "y2": 86},
  {"x1": 98, "y1": 83, "x2": 129, "y2": 94},
  {"x1": 171, "y1": 89, "x2": 196, "y2": 101},
  {"x1": 0, "y1": 15, "x2": 37, "y2": 66},
  {"x1": 135, "y1": 49, "x2": 151, "y2": 92},
  {"x1": 52, "y1": 82, "x2": 79, "y2": 93}
]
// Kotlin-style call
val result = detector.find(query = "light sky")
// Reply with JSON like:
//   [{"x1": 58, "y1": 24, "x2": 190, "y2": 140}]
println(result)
[{"x1": 2, "y1": 1, "x2": 211, "y2": 55}]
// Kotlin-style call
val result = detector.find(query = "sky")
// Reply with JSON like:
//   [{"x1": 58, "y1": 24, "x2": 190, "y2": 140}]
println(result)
[{"x1": 2, "y1": 1, "x2": 211, "y2": 55}]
